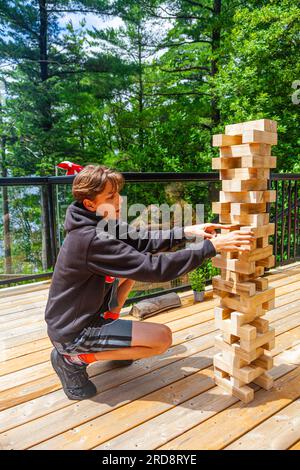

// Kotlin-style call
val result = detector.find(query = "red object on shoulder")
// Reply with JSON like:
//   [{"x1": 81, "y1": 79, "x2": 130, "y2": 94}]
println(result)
[
  {"x1": 103, "y1": 311, "x2": 120, "y2": 320},
  {"x1": 57, "y1": 161, "x2": 84, "y2": 175},
  {"x1": 105, "y1": 275, "x2": 115, "y2": 283}
]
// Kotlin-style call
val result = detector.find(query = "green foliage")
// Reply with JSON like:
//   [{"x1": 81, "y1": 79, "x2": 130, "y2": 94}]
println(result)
[{"x1": 188, "y1": 258, "x2": 218, "y2": 292}]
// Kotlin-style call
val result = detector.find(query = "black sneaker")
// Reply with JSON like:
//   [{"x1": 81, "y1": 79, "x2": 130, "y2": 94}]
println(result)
[{"x1": 50, "y1": 348, "x2": 97, "y2": 400}]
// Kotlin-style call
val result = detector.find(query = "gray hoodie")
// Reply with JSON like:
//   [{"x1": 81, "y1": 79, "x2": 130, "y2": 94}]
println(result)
[{"x1": 45, "y1": 201, "x2": 216, "y2": 343}]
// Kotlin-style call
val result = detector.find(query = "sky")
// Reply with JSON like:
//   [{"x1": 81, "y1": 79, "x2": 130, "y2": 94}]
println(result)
[{"x1": 58, "y1": 12, "x2": 124, "y2": 31}]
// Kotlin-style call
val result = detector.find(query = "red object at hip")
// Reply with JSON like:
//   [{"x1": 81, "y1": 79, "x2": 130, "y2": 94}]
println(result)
[
  {"x1": 103, "y1": 311, "x2": 120, "y2": 320},
  {"x1": 105, "y1": 275, "x2": 115, "y2": 283}
]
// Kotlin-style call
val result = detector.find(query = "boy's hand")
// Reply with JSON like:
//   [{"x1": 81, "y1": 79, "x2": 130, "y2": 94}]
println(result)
[
  {"x1": 184, "y1": 223, "x2": 235, "y2": 240},
  {"x1": 209, "y1": 230, "x2": 255, "y2": 253}
]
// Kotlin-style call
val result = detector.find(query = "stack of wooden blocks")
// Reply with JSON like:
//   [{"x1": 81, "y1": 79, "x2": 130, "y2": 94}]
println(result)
[{"x1": 211, "y1": 119, "x2": 277, "y2": 403}]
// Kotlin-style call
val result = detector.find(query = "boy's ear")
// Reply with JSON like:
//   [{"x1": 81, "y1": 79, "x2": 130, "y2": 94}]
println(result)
[{"x1": 82, "y1": 198, "x2": 96, "y2": 212}]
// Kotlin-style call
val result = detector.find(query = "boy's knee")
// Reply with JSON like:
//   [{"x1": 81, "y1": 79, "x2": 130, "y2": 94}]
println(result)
[{"x1": 154, "y1": 325, "x2": 173, "y2": 352}]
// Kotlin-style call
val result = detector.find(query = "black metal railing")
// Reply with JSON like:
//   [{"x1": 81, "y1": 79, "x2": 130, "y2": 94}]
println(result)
[{"x1": 0, "y1": 173, "x2": 299, "y2": 298}]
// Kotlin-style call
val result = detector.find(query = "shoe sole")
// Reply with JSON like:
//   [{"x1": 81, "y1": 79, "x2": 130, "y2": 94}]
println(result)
[{"x1": 50, "y1": 350, "x2": 97, "y2": 400}]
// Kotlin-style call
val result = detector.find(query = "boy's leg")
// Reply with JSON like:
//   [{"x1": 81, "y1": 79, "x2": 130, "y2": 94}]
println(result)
[
  {"x1": 95, "y1": 276, "x2": 173, "y2": 361},
  {"x1": 109, "y1": 277, "x2": 136, "y2": 315},
  {"x1": 93, "y1": 320, "x2": 173, "y2": 361}
]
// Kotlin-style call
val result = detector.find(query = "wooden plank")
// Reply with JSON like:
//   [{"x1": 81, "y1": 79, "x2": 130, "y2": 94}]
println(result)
[
  {"x1": 28, "y1": 357, "x2": 299, "y2": 450},
  {"x1": 0, "y1": 356, "x2": 216, "y2": 450},
  {"x1": 93, "y1": 351, "x2": 296, "y2": 451},
  {"x1": 290, "y1": 440, "x2": 300, "y2": 450},
  {"x1": 225, "y1": 119, "x2": 277, "y2": 136},
  {"x1": 242, "y1": 130, "x2": 278, "y2": 146},
  {"x1": 1, "y1": 305, "x2": 298, "y2": 439},
  {"x1": 158, "y1": 367, "x2": 300, "y2": 450},
  {"x1": 226, "y1": 399, "x2": 300, "y2": 450}
]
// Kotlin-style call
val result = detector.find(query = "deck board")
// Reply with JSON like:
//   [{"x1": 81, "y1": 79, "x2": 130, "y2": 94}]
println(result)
[{"x1": 0, "y1": 263, "x2": 300, "y2": 450}]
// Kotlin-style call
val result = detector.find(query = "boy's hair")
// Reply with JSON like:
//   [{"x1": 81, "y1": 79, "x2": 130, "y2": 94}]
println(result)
[{"x1": 72, "y1": 165, "x2": 124, "y2": 203}]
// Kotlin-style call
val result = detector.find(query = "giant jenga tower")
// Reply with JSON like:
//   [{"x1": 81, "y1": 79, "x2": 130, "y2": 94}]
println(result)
[{"x1": 211, "y1": 119, "x2": 277, "y2": 403}]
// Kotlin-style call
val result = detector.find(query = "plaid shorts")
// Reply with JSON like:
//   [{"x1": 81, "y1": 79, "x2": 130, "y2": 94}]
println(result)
[
  {"x1": 52, "y1": 281, "x2": 133, "y2": 356},
  {"x1": 52, "y1": 317, "x2": 133, "y2": 356}
]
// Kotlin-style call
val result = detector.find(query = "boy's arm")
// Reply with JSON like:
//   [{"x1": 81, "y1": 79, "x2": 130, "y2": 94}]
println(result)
[
  {"x1": 86, "y1": 234, "x2": 216, "y2": 283},
  {"x1": 115, "y1": 221, "x2": 191, "y2": 254}
]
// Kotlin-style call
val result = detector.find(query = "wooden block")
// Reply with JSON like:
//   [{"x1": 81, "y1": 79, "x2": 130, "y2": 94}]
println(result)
[
  {"x1": 214, "y1": 353, "x2": 264, "y2": 383},
  {"x1": 220, "y1": 190, "x2": 276, "y2": 204},
  {"x1": 220, "y1": 213, "x2": 269, "y2": 226},
  {"x1": 231, "y1": 311, "x2": 262, "y2": 329},
  {"x1": 220, "y1": 288, "x2": 275, "y2": 314},
  {"x1": 252, "y1": 352, "x2": 273, "y2": 370},
  {"x1": 221, "y1": 351, "x2": 248, "y2": 368},
  {"x1": 222, "y1": 179, "x2": 268, "y2": 192},
  {"x1": 215, "y1": 334, "x2": 264, "y2": 362},
  {"x1": 212, "y1": 201, "x2": 231, "y2": 214},
  {"x1": 239, "y1": 267, "x2": 266, "y2": 281},
  {"x1": 241, "y1": 155, "x2": 277, "y2": 168},
  {"x1": 256, "y1": 237, "x2": 269, "y2": 248},
  {"x1": 216, "y1": 317, "x2": 257, "y2": 342},
  {"x1": 214, "y1": 155, "x2": 276, "y2": 169},
  {"x1": 252, "y1": 371, "x2": 273, "y2": 390},
  {"x1": 212, "y1": 157, "x2": 241, "y2": 170},
  {"x1": 256, "y1": 255, "x2": 275, "y2": 268},
  {"x1": 212, "y1": 276, "x2": 256, "y2": 296},
  {"x1": 250, "y1": 317, "x2": 270, "y2": 333},
  {"x1": 252, "y1": 277, "x2": 268, "y2": 291},
  {"x1": 263, "y1": 298, "x2": 275, "y2": 310},
  {"x1": 239, "y1": 287, "x2": 275, "y2": 309},
  {"x1": 240, "y1": 245, "x2": 273, "y2": 262},
  {"x1": 240, "y1": 328, "x2": 275, "y2": 352},
  {"x1": 220, "y1": 168, "x2": 270, "y2": 181},
  {"x1": 212, "y1": 256, "x2": 256, "y2": 274},
  {"x1": 222, "y1": 332, "x2": 239, "y2": 344},
  {"x1": 225, "y1": 119, "x2": 277, "y2": 135},
  {"x1": 214, "y1": 306, "x2": 232, "y2": 320},
  {"x1": 240, "y1": 223, "x2": 275, "y2": 238},
  {"x1": 242, "y1": 129, "x2": 278, "y2": 146},
  {"x1": 214, "y1": 374, "x2": 254, "y2": 403},
  {"x1": 230, "y1": 202, "x2": 267, "y2": 215},
  {"x1": 213, "y1": 134, "x2": 243, "y2": 147},
  {"x1": 220, "y1": 143, "x2": 272, "y2": 157}
]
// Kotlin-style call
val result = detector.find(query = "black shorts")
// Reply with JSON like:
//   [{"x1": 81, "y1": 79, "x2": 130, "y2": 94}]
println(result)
[
  {"x1": 52, "y1": 280, "x2": 133, "y2": 356},
  {"x1": 52, "y1": 317, "x2": 133, "y2": 356}
]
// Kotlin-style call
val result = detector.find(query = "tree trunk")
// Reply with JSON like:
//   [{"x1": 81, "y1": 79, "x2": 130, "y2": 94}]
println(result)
[
  {"x1": 38, "y1": 0, "x2": 53, "y2": 270},
  {"x1": 211, "y1": 0, "x2": 221, "y2": 128},
  {"x1": 137, "y1": 24, "x2": 145, "y2": 151},
  {"x1": 1, "y1": 136, "x2": 12, "y2": 274}
]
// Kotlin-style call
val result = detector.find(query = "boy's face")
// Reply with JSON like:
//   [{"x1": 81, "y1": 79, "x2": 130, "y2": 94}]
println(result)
[{"x1": 82, "y1": 181, "x2": 123, "y2": 220}]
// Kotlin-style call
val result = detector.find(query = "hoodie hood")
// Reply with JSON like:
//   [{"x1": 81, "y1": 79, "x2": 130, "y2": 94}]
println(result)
[{"x1": 64, "y1": 201, "x2": 104, "y2": 232}]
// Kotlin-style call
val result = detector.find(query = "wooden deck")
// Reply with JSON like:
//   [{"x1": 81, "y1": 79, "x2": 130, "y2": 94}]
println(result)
[{"x1": 0, "y1": 263, "x2": 300, "y2": 450}]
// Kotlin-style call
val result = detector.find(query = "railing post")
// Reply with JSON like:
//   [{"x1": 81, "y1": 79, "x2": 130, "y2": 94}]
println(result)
[{"x1": 47, "y1": 179, "x2": 58, "y2": 268}]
